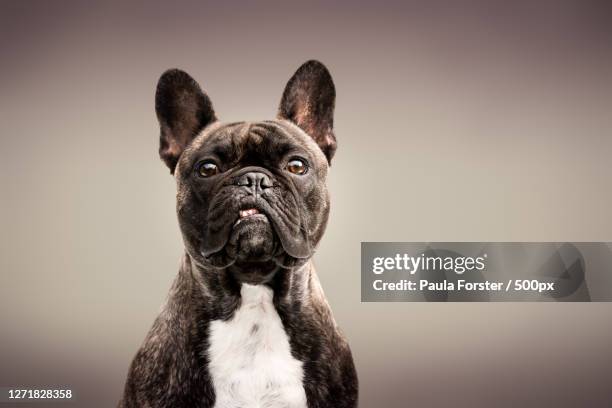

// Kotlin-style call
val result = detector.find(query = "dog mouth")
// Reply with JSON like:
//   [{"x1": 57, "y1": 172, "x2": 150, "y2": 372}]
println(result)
[
  {"x1": 201, "y1": 192, "x2": 312, "y2": 265},
  {"x1": 239, "y1": 208, "x2": 259, "y2": 218},
  {"x1": 233, "y1": 208, "x2": 266, "y2": 226}
]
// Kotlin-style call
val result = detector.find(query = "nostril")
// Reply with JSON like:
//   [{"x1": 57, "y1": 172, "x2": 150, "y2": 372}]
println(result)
[
  {"x1": 260, "y1": 174, "x2": 272, "y2": 189},
  {"x1": 236, "y1": 175, "x2": 252, "y2": 187}
]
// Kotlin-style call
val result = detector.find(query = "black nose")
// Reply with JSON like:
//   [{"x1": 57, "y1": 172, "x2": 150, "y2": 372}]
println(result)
[{"x1": 235, "y1": 171, "x2": 273, "y2": 194}]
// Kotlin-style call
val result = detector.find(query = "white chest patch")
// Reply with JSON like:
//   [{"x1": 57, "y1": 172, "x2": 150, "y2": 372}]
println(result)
[{"x1": 208, "y1": 284, "x2": 307, "y2": 408}]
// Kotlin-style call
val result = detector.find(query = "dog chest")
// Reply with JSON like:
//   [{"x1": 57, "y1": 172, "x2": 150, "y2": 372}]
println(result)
[{"x1": 208, "y1": 284, "x2": 307, "y2": 408}]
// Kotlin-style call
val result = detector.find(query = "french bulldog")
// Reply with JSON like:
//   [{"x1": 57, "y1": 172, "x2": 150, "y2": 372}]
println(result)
[{"x1": 119, "y1": 60, "x2": 358, "y2": 408}]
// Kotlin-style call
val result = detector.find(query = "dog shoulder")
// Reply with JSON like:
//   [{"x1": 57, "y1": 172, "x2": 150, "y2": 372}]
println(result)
[
  {"x1": 120, "y1": 310, "x2": 215, "y2": 407},
  {"x1": 120, "y1": 272, "x2": 216, "y2": 407}
]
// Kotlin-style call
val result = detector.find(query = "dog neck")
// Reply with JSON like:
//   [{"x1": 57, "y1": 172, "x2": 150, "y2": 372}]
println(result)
[{"x1": 177, "y1": 252, "x2": 326, "y2": 322}]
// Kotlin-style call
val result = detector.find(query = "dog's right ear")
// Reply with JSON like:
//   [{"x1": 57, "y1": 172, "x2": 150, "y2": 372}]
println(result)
[{"x1": 155, "y1": 69, "x2": 217, "y2": 174}]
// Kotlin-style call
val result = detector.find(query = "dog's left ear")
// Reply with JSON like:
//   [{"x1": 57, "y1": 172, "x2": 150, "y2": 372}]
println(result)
[
  {"x1": 278, "y1": 60, "x2": 337, "y2": 164},
  {"x1": 156, "y1": 69, "x2": 217, "y2": 174}
]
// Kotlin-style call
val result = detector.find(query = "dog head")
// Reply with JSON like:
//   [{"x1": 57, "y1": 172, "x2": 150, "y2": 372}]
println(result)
[{"x1": 155, "y1": 61, "x2": 337, "y2": 284}]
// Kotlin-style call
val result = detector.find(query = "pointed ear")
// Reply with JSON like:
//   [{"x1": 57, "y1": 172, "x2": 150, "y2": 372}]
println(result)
[
  {"x1": 277, "y1": 60, "x2": 337, "y2": 164},
  {"x1": 155, "y1": 69, "x2": 217, "y2": 173}
]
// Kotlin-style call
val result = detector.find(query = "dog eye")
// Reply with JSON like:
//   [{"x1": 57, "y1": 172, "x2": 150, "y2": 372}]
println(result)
[
  {"x1": 196, "y1": 160, "x2": 219, "y2": 177},
  {"x1": 286, "y1": 158, "x2": 308, "y2": 175}
]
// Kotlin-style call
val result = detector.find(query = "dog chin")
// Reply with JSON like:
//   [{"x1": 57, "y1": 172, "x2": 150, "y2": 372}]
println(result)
[
  {"x1": 217, "y1": 215, "x2": 281, "y2": 283},
  {"x1": 226, "y1": 214, "x2": 277, "y2": 262},
  {"x1": 198, "y1": 211, "x2": 310, "y2": 272}
]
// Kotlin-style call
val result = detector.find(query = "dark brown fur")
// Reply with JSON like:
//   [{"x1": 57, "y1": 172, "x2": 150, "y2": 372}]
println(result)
[{"x1": 120, "y1": 61, "x2": 357, "y2": 408}]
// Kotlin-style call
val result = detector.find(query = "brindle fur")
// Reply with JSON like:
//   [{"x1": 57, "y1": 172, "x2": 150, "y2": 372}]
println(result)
[{"x1": 119, "y1": 61, "x2": 358, "y2": 408}]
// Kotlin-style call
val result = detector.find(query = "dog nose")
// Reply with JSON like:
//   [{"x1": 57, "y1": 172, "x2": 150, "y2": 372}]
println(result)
[{"x1": 235, "y1": 171, "x2": 273, "y2": 192}]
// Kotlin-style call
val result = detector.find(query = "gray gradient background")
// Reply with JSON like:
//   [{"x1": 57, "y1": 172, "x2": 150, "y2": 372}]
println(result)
[{"x1": 1, "y1": 1, "x2": 612, "y2": 407}]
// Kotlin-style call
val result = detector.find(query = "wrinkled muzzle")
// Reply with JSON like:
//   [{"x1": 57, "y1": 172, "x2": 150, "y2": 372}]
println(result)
[{"x1": 199, "y1": 167, "x2": 312, "y2": 267}]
